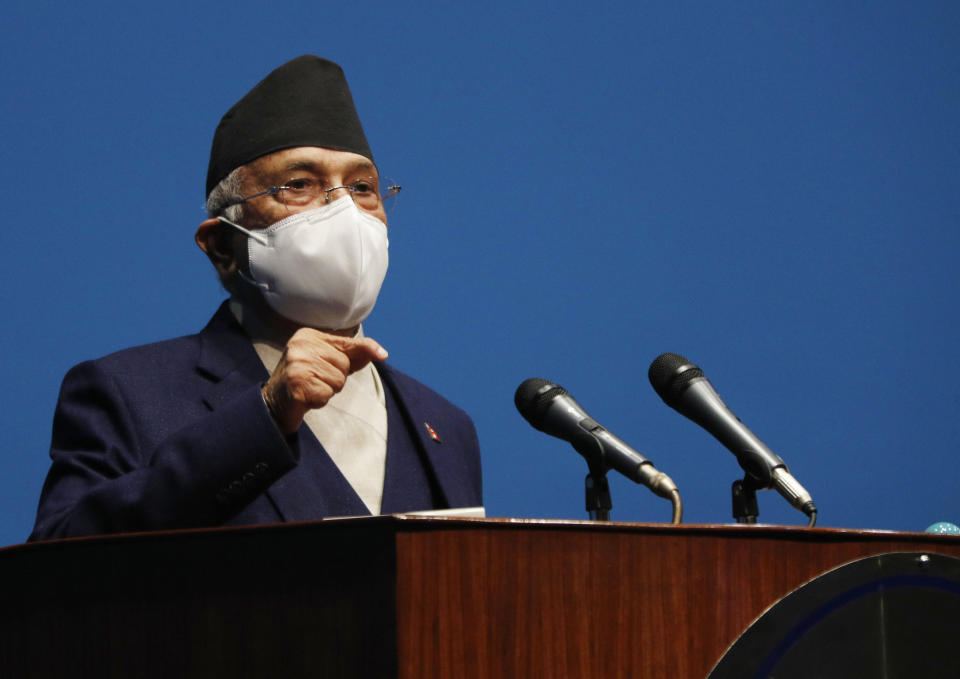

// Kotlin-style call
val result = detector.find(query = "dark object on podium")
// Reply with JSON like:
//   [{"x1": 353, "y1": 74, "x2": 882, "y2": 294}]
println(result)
[
  {"x1": 2, "y1": 517, "x2": 960, "y2": 678},
  {"x1": 710, "y1": 551, "x2": 960, "y2": 678}
]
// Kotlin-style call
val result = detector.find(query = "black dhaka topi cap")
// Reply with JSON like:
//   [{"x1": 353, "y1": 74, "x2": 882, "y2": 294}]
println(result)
[{"x1": 206, "y1": 55, "x2": 373, "y2": 197}]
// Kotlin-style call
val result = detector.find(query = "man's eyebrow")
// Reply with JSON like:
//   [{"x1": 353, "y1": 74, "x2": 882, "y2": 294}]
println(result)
[
  {"x1": 282, "y1": 159, "x2": 377, "y2": 174},
  {"x1": 283, "y1": 160, "x2": 319, "y2": 172}
]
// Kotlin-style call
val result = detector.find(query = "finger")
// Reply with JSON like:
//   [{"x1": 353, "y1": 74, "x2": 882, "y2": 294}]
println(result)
[
  {"x1": 287, "y1": 330, "x2": 352, "y2": 374},
  {"x1": 309, "y1": 342, "x2": 352, "y2": 376},
  {"x1": 326, "y1": 336, "x2": 388, "y2": 372},
  {"x1": 294, "y1": 328, "x2": 387, "y2": 359},
  {"x1": 289, "y1": 376, "x2": 339, "y2": 408}
]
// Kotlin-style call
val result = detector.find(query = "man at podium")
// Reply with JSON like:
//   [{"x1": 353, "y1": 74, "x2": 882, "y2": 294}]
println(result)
[{"x1": 29, "y1": 55, "x2": 482, "y2": 540}]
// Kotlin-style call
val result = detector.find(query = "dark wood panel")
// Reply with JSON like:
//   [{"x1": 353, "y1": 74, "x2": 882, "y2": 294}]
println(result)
[{"x1": 0, "y1": 521, "x2": 400, "y2": 679}]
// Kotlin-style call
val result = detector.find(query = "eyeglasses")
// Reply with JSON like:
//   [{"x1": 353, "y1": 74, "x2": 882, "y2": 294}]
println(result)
[{"x1": 223, "y1": 176, "x2": 401, "y2": 213}]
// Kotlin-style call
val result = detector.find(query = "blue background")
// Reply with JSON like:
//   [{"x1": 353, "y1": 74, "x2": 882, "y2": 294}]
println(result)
[{"x1": 2, "y1": 1, "x2": 958, "y2": 547}]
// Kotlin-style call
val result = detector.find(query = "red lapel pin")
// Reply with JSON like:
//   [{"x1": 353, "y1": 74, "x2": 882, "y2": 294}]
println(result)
[{"x1": 424, "y1": 422, "x2": 441, "y2": 443}]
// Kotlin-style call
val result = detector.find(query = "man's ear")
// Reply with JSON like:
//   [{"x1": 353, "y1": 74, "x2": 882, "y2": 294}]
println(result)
[{"x1": 195, "y1": 218, "x2": 238, "y2": 280}]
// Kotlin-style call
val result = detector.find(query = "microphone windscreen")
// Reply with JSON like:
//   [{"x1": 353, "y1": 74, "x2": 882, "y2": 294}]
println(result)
[
  {"x1": 514, "y1": 378, "x2": 567, "y2": 430},
  {"x1": 648, "y1": 353, "x2": 703, "y2": 404}
]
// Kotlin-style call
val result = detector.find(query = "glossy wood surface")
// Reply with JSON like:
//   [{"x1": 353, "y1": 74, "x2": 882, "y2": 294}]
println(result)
[
  {"x1": 3, "y1": 518, "x2": 959, "y2": 678},
  {"x1": 394, "y1": 519, "x2": 960, "y2": 678}
]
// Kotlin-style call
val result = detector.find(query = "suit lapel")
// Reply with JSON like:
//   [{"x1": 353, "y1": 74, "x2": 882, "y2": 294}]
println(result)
[
  {"x1": 376, "y1": 364, "x2": 472, "y2": 509},
  {"x1": 194, "y1": 303, "x2": 369, "y2": 522},
  {"x1": 264, "y1": 431, "x2": 370, "y2": 520},
  {"x1": 196, "y1": 303, "x2": 272, "y2": 411}
]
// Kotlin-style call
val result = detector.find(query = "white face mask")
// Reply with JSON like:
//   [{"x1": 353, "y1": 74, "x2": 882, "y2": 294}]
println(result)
[{"x1": 219, "y1": 196, "x2": 389, "y2": 330}]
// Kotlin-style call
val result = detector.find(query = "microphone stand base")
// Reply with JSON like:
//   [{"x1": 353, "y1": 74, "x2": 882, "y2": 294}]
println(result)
[
  {"x1": 585, "y1": 469, "x2": 612, "y2": 522},
  {"x1": 732, "y1": 477, "x2": 760, "y2": 524}
]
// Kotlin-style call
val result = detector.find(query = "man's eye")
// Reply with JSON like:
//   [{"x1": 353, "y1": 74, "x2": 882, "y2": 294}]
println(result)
[
  {"x1": 351, "y1": 179, "x2": 376, "y2": 194},
  {"x1": 284, "y1": 178, "x2": 314, "y2": 191}
]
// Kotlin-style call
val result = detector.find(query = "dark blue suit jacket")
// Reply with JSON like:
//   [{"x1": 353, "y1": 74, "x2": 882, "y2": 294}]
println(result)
[{"x1": 30, "y1": 304, "x2": 482, "y2": 540}]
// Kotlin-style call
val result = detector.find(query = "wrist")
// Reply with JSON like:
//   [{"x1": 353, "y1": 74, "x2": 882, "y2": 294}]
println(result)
[{"x1": 261, "y1": 384, "x2": 299, "y2": 434}]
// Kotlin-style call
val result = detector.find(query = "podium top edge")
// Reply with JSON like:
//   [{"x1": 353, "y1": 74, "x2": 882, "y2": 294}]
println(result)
[{"x1": 5, "y1": 515, "x2": 958, "y2": 555}]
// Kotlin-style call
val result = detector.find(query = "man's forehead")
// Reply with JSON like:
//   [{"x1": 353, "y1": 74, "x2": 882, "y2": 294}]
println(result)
[{"x1": 250, "y1": 147, "x2": 377, "y2": 178}]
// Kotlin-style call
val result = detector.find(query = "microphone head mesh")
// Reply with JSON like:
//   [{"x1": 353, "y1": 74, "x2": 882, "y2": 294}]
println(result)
[
  {"x1": 514, "y1": 378, "x2": 567, "y2": 430},
  {"x1": 648, "y1": 352, "x2": 703, "y2": 404}
]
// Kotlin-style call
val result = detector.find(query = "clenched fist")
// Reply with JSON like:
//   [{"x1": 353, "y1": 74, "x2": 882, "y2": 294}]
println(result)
[{"x1": 261, "y1": 328, "x2": 388, "y2": 434}]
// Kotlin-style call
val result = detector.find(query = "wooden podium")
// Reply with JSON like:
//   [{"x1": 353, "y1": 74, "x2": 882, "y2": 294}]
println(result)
[{"x1": 2, "y1": 517, "x2": 960, "y2": 678}]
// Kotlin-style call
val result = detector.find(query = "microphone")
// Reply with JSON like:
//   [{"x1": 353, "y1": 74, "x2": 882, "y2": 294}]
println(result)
[
  {"x1": 514, "y1": 378, "x2": 679, "y2": 500},
  {"x1": 648, "y1": 353, "x2": 816, "y2": 519}
]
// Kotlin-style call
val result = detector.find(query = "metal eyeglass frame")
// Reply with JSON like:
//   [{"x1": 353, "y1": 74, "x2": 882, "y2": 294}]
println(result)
[{"x1": 221, "y1": 180, "x2": 402, "y2": 210}]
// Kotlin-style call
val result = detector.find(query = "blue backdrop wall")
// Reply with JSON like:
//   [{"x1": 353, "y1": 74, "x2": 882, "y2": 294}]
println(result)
[{"x1": 1, "y1": 1, "x2": 957, "y2": 546}]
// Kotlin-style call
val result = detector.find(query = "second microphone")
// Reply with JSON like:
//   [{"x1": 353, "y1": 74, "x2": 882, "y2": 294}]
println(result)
[{"x1": 515, "y1": 378, "x2": 679, "y2": 500}]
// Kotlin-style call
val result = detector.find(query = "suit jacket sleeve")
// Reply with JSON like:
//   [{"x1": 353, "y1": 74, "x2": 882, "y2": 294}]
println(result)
[{"x1": 30, "y1": 359, "x2": 299, "y2": 540}]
